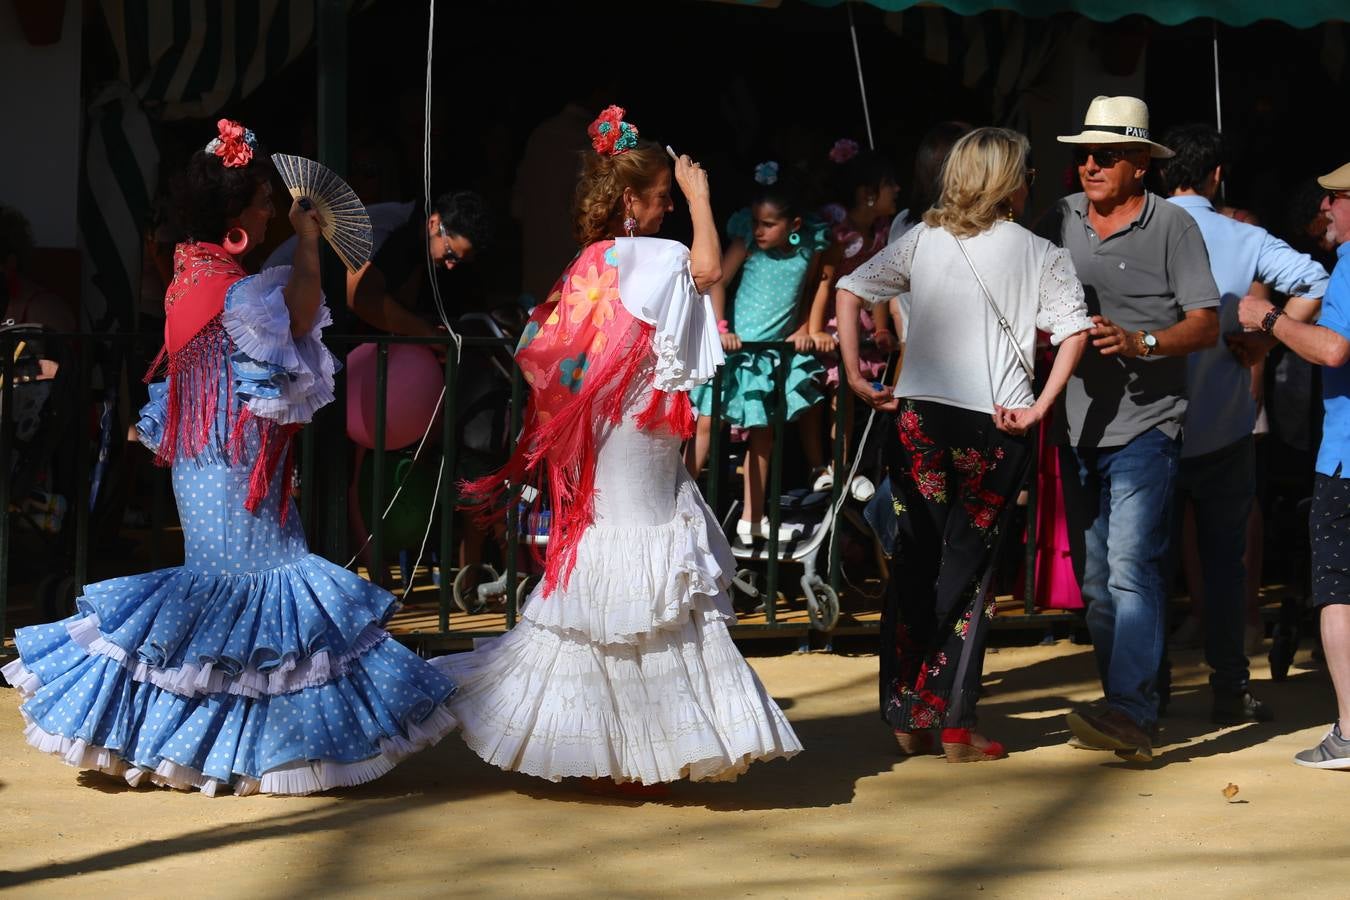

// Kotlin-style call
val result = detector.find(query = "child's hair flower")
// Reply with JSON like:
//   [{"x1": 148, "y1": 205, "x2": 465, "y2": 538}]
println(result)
[{"x1": 753, "y1": 161, "x2": 779, "y2": 186}]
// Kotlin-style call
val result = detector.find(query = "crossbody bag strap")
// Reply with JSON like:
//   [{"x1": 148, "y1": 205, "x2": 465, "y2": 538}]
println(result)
[{"x1": 953, "y1": 235, "x2": 1035, "y2": 387}]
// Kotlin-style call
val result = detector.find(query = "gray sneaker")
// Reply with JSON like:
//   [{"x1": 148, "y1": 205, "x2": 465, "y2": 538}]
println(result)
[{"x1": 1294, "y1": 723, "x2": 1350, "y2": 770}]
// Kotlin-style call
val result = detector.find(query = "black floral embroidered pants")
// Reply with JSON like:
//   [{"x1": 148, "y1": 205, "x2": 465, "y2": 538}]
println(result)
[{"x1": 880, "y1": 399, "x2": 1031, "y2": 731}]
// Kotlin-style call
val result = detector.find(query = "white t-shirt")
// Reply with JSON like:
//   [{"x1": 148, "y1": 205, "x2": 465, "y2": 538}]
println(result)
[{"x1": 837, "y1": 220, "x2": 1091, "y2": 414}]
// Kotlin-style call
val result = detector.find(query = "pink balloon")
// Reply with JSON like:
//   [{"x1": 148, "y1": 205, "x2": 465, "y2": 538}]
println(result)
[{"x1": 346, "y1": 342, "x2": 443, "y2": 450}]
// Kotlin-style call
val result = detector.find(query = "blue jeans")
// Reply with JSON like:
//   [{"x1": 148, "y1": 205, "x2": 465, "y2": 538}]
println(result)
[
  {"x1": 1175, "y1": 436, "x2": 1255, "y2": 696},
  {"x1": 1062, "y1": 428, "x2": 1182, "y2": 726}
]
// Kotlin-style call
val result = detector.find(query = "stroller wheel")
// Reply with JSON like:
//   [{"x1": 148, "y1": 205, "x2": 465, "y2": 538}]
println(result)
[
  {"x1": 37, "y1": 574, "x2": 80, "y2": 619},
  {"x1": 516, "y1": 574, "x2": 541, "y2": 609},
  {"x1": 806, "y1": 582, "x2": 841, "y2": 632},
  {"x1": 452, "y1": 564, "x2": 498, "y2": 614}
]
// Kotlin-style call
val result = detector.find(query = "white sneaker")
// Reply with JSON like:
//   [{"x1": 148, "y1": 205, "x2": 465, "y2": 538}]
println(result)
[
  {"x1": 812, "y1": 466, "x2": 834, "y2": 492},
  {"x1": 736, "y1": 517, "x2": 805, "y2": 543},
  {"x1": 849, "y1": 475, "x2": 875, "y2": 502}
]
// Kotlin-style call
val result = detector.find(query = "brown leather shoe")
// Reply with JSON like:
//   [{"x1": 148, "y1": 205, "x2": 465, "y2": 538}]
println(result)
[{"x1": 1065, "y1": 707, "x2": 1153, "y2": 762}]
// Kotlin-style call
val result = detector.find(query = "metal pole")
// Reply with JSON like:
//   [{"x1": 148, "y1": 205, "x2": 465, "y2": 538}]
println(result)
[
  {"x1": 439, "y1": 346, "x2": 458, "y2": 632},
  {"x1": 846, "y1": 2, "x2": 876, "y2": 150},
  {"x1": 504, "y1": 365, "x2": 524, "y2": 629},
  {"x1": 316, "y1": 0, "x2": 349, "y2": 561},
  {"x1": 764, "y1": 346, "x2": 788, "y2": 624},
  {"x1": 829, "y1": 385, "x2": 848, "y2": 595},
  {"x1": 1023, "y1": 428, "x2": 1040, "y2": 616},
  {"x1": 74, "y1": 341, "x2": 91, "y2": 593},
  {"x1": 371, "y1": 342, "x2": 388, "y2": 585},
  {"x1": 706, "y1": 367, "x2": 725, "y2": 514},
  {"x1": 0, "y1": 338, "x2": 12, "y2": 637}
]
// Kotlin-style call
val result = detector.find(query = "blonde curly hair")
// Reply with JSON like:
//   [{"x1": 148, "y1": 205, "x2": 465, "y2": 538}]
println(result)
[
  {"x1": 923, "y1": 127, "x2": 1031, "y2": 238},
  {"x1": 573, "y1": 140, "x2": 669, "y2": 247}
]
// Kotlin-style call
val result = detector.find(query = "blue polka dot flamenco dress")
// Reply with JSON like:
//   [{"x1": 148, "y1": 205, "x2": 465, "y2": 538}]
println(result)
[{"x1": 1, "y1": 243, "x2": 457, "y2": 796}]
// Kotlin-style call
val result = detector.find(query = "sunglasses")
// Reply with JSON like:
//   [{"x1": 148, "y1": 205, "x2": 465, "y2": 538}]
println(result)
[
  {"x1": 437, "y1": 225, "x2": 468, "y2": 266},
  {"x1": 1072, "y1": 146, "x2": 1136, "y2": 168},
  {"x1": 1328, "y1": 190, "x2": 1350, "y2": 203},
  {"x1": 1025, "y1": 168, "x2": 1038, "y2": 187}
]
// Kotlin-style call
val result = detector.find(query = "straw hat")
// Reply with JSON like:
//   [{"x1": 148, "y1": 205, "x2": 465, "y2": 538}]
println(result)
[
  {"x1": 1318, "y1": 162, "x2": 1350, "y2": 191},
  {"x1": 1057, "y1": 95, "x2": 1175, "y2": 159}
]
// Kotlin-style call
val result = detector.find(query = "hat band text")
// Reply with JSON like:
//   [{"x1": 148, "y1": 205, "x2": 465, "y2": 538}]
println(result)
[{"x1": 1083, "y1": 123, "x2": 1151, "y2": 140}]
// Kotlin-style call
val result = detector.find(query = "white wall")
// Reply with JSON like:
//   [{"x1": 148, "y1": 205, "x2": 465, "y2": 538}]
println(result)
[{"x1": 0, "y1": 1, "x2": 82, "y2": 248}]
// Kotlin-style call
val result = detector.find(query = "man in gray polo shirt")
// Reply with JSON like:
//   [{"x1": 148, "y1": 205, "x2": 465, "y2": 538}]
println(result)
[{"x1": 1041, "y1": 97, "x2": 1220, "y2": 761}]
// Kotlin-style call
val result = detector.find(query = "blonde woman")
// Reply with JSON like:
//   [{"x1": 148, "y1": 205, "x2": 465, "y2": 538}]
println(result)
[{"x1": 835, "y1": 127, "x2": 1092, "y2": 761}]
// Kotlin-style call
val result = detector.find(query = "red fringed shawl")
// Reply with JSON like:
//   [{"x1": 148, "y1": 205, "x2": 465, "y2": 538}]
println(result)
[
  {"x1": 144, "y1": 242, "x2": 300, "y2": 521},
  {"x1": 462, "y1": 240, "x2": 694, "y2": 596}
]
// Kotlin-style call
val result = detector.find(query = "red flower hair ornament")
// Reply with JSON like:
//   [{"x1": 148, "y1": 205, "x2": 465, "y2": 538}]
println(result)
[
  {"x1": 204, "y1": 118, "x2": 257, "y2": 168},
  {"x1": 588, "y1": 105, "x2": 640, "y2": 157}
]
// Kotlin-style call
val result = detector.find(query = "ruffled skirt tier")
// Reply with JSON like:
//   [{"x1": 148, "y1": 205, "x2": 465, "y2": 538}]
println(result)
[
  {"x1": 3, "y1": 553, "x2": 457, "y2": 796},
  {"x1": 434, "y1": 483, "x2": 801, "y2": 784}
]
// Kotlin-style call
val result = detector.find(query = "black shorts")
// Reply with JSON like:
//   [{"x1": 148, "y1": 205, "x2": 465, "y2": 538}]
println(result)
[{"x1": 1312, "y1": 473, "x2": 1350, "y2": 607}]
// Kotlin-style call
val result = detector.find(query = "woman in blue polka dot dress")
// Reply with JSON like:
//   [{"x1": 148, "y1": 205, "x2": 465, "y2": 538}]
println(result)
[{"x1": 0, "y1": 120, "x2": 457, "y2": 796}]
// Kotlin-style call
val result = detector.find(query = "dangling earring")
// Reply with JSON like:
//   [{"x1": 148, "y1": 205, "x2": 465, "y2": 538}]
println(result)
[
  {"x1": 223, "y1": 226, "x2": 249, "y2": 256},
  {"x1": 866, "y1": 196, "x2": 876, "y2": 208},
  {"x1": 623, "y1": 207, "x2": 637, "y2": 237},
  {"x1": 1002, "y1": 206, "x2": 1016, "y2": 222},
  {"x1": 787, "y1": 230, "x2": 802, "y2": 247}
]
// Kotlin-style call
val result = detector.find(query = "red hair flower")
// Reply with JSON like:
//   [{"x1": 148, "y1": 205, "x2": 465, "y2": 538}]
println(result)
[
  {"x1": 588, "y1": 105, "x2": 639, "y2": 156},
  {"x1": 205, "y1": 118, "x2": 257, "y2": 168}
]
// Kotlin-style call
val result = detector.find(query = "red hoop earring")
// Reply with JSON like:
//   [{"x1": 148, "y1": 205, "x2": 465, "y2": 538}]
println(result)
[{"x1": 222, "y1": 227, "x2": 249, "y2": 256}]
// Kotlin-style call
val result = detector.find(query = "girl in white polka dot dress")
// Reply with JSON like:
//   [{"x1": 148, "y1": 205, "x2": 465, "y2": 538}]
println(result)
[{"x1": 1, "y1": 121, "x2": 457, "y2": 796}]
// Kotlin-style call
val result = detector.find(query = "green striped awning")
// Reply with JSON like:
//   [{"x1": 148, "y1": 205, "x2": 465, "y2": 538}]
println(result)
[
  {"x1": 82, "y1": 0, "x2": 370, "y2": 333},
  {"x1": 801, "y1": 0, "x2": 1345, "y2": 28}
]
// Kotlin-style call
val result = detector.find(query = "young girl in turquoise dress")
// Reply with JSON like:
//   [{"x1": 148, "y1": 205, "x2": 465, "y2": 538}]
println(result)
[{"x1": 686, "y1": 172, "x2": 831, "y2": 543}]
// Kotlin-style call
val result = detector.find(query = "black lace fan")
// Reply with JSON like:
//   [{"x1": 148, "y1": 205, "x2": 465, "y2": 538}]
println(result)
[{"x1": 271, "y1": 153, "x2": 373, "y2": 272}]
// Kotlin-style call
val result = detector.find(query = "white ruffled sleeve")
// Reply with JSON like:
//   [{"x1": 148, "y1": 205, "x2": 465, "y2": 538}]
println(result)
[
  {"x1": 1035, "y1": 246, "x2": 1093, "y2": 346},
  {"x1": 222, "y1": 266, "x2": 340, "y2": 425},
  {"x1": 612, "y1": 237, "x2": 725, "y2": 392},
  {"x1": 836, "y1": 223, "x2": 921, "y2": 306}
]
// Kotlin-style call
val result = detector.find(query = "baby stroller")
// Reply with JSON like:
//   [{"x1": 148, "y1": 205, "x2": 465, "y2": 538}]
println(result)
[
  {"x1": 448, "y1": 311, "x2": 535, "y2": 614},
  {"x1": 721, "y1": 492, "x2": 842, "y2": 633}
]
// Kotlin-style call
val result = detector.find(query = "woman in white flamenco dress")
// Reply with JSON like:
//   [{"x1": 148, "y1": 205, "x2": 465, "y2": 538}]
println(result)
[{"x1": 433, "y1": 108, "x2": 801, "y2": 786}]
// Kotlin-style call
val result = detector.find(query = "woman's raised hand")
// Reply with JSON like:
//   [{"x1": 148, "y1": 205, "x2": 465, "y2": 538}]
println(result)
[
  {"x1": 289, "y1": 197, "x2": 324, "y2": 239},
  {"x1": 673, "y1": 153, "x2": 710, "y2": 207}
]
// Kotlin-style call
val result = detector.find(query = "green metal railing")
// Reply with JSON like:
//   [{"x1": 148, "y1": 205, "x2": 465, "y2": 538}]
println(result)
[{"x1": 0, "y1": 327, "x2": 1061, "y2": 645}]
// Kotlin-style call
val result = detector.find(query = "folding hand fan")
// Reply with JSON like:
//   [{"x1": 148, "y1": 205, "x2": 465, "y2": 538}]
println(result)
[{"x1": 271, "y1": 153, "x2": 374, "y2": 273}]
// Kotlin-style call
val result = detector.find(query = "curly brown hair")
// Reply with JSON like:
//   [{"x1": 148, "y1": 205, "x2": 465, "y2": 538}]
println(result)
[{"x1": 573, "y1": 140, "x2": 669, "y2": 247}]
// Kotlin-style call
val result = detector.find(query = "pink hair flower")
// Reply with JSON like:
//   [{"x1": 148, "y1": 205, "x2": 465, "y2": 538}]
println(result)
[
  {"x1": 588, "y1": 105, "x2": 638, "y2": 157},
  {"x1": 829, "y1": 138, "x2": 860, "y2": 164}
]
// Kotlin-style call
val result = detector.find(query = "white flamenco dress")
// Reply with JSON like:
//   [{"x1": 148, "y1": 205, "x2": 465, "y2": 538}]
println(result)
[{"x1": 433, "y1": 237, "x2": 802, "y2": 783}]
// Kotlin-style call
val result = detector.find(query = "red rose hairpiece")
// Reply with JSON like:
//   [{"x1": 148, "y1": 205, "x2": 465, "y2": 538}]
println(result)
[
  {"x1": 204, "y1": 118, "x2": 257, "y2": 168},
  {"x1": 588, "y1": 105, "x2": 640, "y2": 157}
]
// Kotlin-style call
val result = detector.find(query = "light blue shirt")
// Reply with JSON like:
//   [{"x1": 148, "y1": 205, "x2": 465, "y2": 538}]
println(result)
[
  {"x1": 1318, "y1": 242, "x2": 1350, "y2": 478},
  {"x1": 1167, "y1": 195, "x2": 1330, "y2": 458}
]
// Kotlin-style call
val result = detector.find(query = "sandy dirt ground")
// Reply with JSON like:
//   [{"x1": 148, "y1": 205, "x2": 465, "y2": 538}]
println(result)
[{"x1": 1, "y1": 640, "x2": 1347, "y2": 899}]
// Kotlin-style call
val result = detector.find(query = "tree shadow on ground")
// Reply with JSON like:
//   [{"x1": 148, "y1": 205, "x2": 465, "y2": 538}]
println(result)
[{"x1": 976, "y1": 643, "x2": 1336, "y2": 768}]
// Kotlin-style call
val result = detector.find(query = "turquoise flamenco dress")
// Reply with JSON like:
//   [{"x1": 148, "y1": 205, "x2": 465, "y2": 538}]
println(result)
[
  {"x1": 1, "y1": 243, "x2": 457, "y2": 796},
  {"x1": 690, "y1": 209, "x2": 828, "y2": 427}
]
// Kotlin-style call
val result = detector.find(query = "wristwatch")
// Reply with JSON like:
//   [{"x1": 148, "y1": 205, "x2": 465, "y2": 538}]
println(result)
[
  {"x1": 1135, "y1": 330, "x2": 1158, "y2": 357},
  {"x1": 1260, "y1": 307, "x2": 1285, "y2": 334}
]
